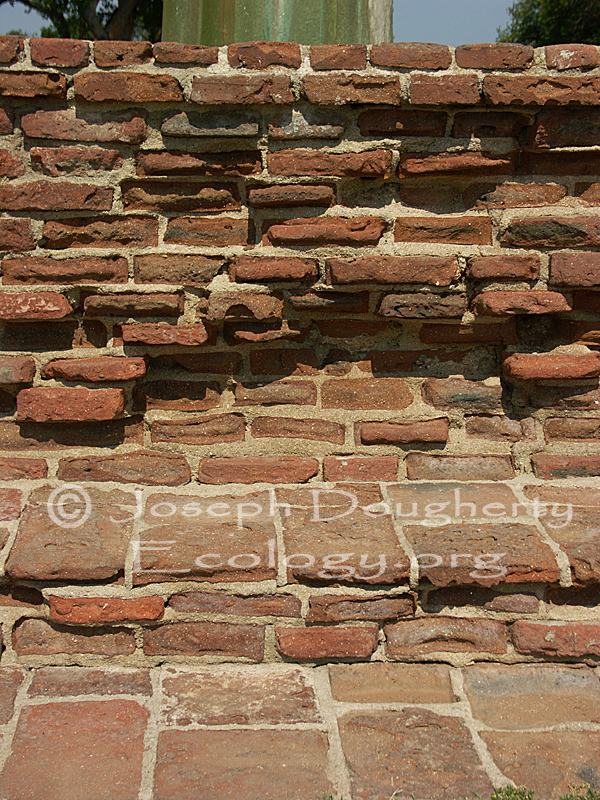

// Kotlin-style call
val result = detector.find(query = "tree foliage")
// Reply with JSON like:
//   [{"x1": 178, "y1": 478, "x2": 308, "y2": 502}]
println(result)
[
  {"x1": 498, "y1": 0, "x2": 600, "y2": 46},
  {"x1": 0, "y1": 0, "x2": 163, "y2": 41}
]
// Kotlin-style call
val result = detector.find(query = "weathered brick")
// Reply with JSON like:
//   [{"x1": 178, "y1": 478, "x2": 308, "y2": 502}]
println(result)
[
  {"x1": 0, "y1": 35, "x2": 23, "y2": 63},
  {"x1": 289, "y1": 290, "x2": 369, "y2": 313},
  {"x1": 0, "y1": 219, "x2": 34, "y2": 251},
  {"x1": 310, "y1": 44, "x2": 367, "y2": 70},
  {"x1": 474, "y1": 181, "x2": 566, "y2": 208},
  {"x1": 143, "y1": 622, "x2": 264, "y2": 659},
  {"x1": 13, "y1": 619, "x2": 135, "y2": 656},
  {"x1": 153, "y1": 42, "x2": 218, "y2": 64},
  {"x1": 468, "y1": 255, "x2": 540, "y2": 280},
  {"x1": 168, "y1": 352, "x2": 243, "y2": 374},
  {"x1": 17, "y1": 387, "x2": 125, "y2": 422},
  {"x1": 28, "y1": 667, "x2": 152, "y2": 696},
  {"x1": 164, "y1": 217, "x2": 248, "y2": 246},
  {"x1": 386, "y1": 617, "x2": 507, "y2": 655},
  {"x1": 134, "y1": 380, "x2": 220, "y2": 412},
  {"x1": 512, "y1": 621, "x2": 600, "y2": 657},
  {"x1": 0, "y1": 457, "x2": 47, "y2": 480},
  {"x1": 473, "y1": 290, "x2": 571, "y2": 315},
  {"x1": 378, "y1": 293, "x2": 467, "y2": 319},
  {"x1": 330, "y1": 662, "x2": 455, "y2": 703},
  {"x1": 456, "y1": 43, "x2": 533, "y2": 69},
  {"x1": 395, "y1": 216, "x2": 492, "y2": 244},
  {"x1": 550, "y1": 252, "x2": 600, "y2": 287},
  {"x1": 406, "y1": 453, "x2": 515, "y2": 481},
  {"x1": 0, "y1": 700, "x2": 148, "y2": 800},
  {"x1": 251, "y1": 416, "x2": 345, "y2": 443},
  {"x1": 399, "y1": 151, "x2": 514, "y2": 178},
  {"x1": 136, "y1": 149, "x2": 260, "y2": 177},
  {"x1": 231, "y1": 256, "x2": 318, "y2": 282},
  {"x1": 84, "y1": 293, "x2": 183, "y2": 317},
  {"x1": 199, "y1": 456, "x2": 319, "y2": 485},
  {"x1": 30, "y1": 37, "x2": 89, "y2": 67},
  {"x1": 2, "y1": 256, "x2": 128, "y2": 285},
  {"x1": 122, "y1": 180, "x2": 240, "y2": 212},
  {"x1": 322, "y1": 378, "x2": 412, "y2": 410},
  {"x1": 0, "y1": 71, "x2": 66, "y2": 98},
  {"x1": 327, "y1": 256, "x2": 457, "y2": 286},
  {"x1": 0, "y1": 106, "x2": 13, "y2": 134},
  {"x1": 0, "y1": 181, "x2": 112, "y2": 211},
  {"x1": 42, "y1": 356, "x2": 146, "y2": 382},
  {"x1": 410, "y1": 74, "x2": 480, "y2": 105},
  {"x1": 275, "y1": 626, "x2": 378, "y2": 659},
  {"x1": 42, "y1": 215, "x2": 158, "y2": 248},
  {"x1": 0, "y1": 148, "x2": 24, "y2": 178},
  {"x1": 574, "y1": 291, "x2": 600, "y2": 312},
  {"x1": 58, "y1": 451, "x2": 191, "y2": 485},
  {"x1": 484, "y1": 74, "x2": 600, "y2": 105},
  {"x1": 316, "y1": 320, "x2": 387, "y2": 338},
  {"x1": 466, "y1": 415, "x2": 532, "y2": 441},
  {"x1": 308, "y1": 594, "x2": 414, "y2": 623},
  {"x1": 268, "y1": 149, "x2": 392, "y2": 177},
  {"x1": 0, "y1": 356, "x2": 35, "y2": 384},
  {"x1": 152, "y1": 413, "x2": 245, "y2": 446},
  {"x1": 322, "y1": 456, "x2": 399, "y2": 482},
  {"x1": 425, "y1": 322, "x2": 514, "y2": 345},
  {"x1": 504, "y1": 352, "x2": 600, "y2": 380},
  {"x1": 0, "y1": 293, "x2": 72, "y2": 321},
  {"x1": 544, "y1": 417, "x2": 600, "y2": 441},
  {"x1": 546, "y1": 43, "x2": 600, "y2": 69},
  {"x1": 49, "y1": 596, "x2": 164, "y2": 625},
  {"x1": 0, "y1": 417, "x2": 142, "y2": 451},
  {"x1": 423, "y1": 378, "x2": 502, "y2": 411},
  {"x1": 191, "y1": 74, "x2": 293, "y2": 104},
  {"x1": 30, "y1": 145, "x2": 121, "y2": 176},
  {"x1": 169, "y1": 591, "x2": 302, "y2": 618},
  {"x1": 527, "y1": 382, "x2": 600, "y2": 409},
  {"x1": 94, "y1": 40, "x2": 152, "y2": 67},
  {"x1": 0, "y1": 489, "x2": 22, "y2": 521},
  {"x1": 302, "y1": 74, "x2": 401, "y2": 104},
  {"x1": 358, "y1": 109, "x2": 447, "y2": 137},
  {"x1": 265, "y1": 216, "x2": 386, "y2": 246},
  {"x1": 120, "y1": 323, "x2": 209, "y2": 346},
  {"x1": 357, "y1": 418, "x2": 449, "y2": 445},
  {"x1": 372, "y1": 42, "x2": 451, "y2": 69},
  {"x1": 74, "y1": 71, "x2": 182, "y2": 102},
  {"x1": 133, "y1": 254, "x2": 224, "y2": 286},
  {"x1": 228, "y1": 41, "x2": 300, "y2": 68},
  {"x1": 207, "y1": 291, "x2": 283, "y2": 322},
  {"x1": 21, "y1": 108, "x2": 147, "y2": 143},
  {"x1": 234, "y1": 380, "x2": 316, "y2": 406},
  {"x1": 532, "y1": 454, "x2": 600, "y2": 479},
  {"x1": 502, "y1": 215, "x2": 600, "y2": 247},
  {"x1": 452, "y1": 111, "x2": 531, "y2": 138},
  {"x1": 248, "y1": 184, "x2": 334, "y2": 208}
]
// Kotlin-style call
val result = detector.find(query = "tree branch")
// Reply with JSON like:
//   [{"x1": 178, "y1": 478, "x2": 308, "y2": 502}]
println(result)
[
  {"x1": 84, "y1": 0, "x2": 109, "y2": 39},
  {"x1": 107, "y1": 0, "x2": 141, "y2": 40}
]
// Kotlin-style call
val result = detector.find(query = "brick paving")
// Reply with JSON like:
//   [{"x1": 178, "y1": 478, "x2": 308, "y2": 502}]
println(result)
[{"x1": 0, "y1": 663, "x2": 595, "y2": 799}]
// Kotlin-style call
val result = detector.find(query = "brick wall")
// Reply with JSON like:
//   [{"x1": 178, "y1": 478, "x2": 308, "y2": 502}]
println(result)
[{"x1": 0, "y1": 35, "x2": 599, "y2": 666}]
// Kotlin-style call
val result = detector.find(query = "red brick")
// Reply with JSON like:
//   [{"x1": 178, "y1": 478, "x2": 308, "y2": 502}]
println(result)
[
  {"x1": 228, "y1": 41, "x2": 300, "y2": 68},
  {"x1": 234, "y1": 381, "x2": 316, "y2": 406},
  {"x1": 170, "y1": 352, "x2": 243, "y2": 374},
  {"x1": 0, "y1": 489, "x2": 21, "y2": 521},
  {"x1": 302, "y1": 74, "x2": 401, "y2": 105},
  {"x1": 74, "y1": 71, "x2": 182, "y2": 102},
  {"x1": 452, "y1": 111, "x2": 530, "y2": 138},
  {"x1": 410, "y1": 74, "x2": 480, "y2": 105},
  {"x1": 169, "y1": 591, "x2": 302, "y2": 617},
  {"x1": 0, "y1": 106, "x2": 13, "y2": 134},
  {"x1": 0, "y1": 669, "x2": 23, "y2": 723},
  {"x1": 84, "y1": 293, "x2": 183, "y2": 317},
  {"x1": 133, "y1": 254, "x2": 224, "y2": 286},
  {"x1": 164, "y1": 217, "x2": 248, "y2": 246},
  {"x1": 248, "y1": 184, "x2": 334, "y2": 208},
  {"x1": 468, "y1": 255, "x2": 540, "y2": 280},
  {"x1": 358, "y1": 109, "x2": 447, "y2": 137},
  {"x1": 371, "y1": 42, "x2": 451, "y2": 69},
  {"x1": 268, "y1": 148, "x2": 392, "y2": 178},
  {"x1": 199, "y1": 456, "x2": 319, "y2": 484},
  {"x1": 521, "y1": 150, "x2": 600, "y2": 174},
  {"x1": 143, "y1": 622, "x2": 264, "y2": 659},
  {"x1": 466, "y1": 415, "x2": 531, "y2": 441},
  {"x1": 426, "y1": 322, "x2": 515, "y2": 345},
  {"x1": 474, "y1": 181, "x2": 566, "y2": 209},
  {"x1": 378, "y1": 292, "x2": 467, "y2": 319},
  {"x1": 399, "y1": 150, "x2": 514, "y2": 177},
  {"x1": 316, "y1": 320, "x2": 387, "y2": 338},
  {"x1": 3, "y1": 255, "x2": 128, "y2": 285},
  {"x1": 0, "y1": 356, "x2": 35, "y2": 383},
  {"x1": 17, "y1": 387, "x2": 124, "y2": 422},
  {"x1": 231, "y1": 256, "x2": 317, "y2": 282},
  {"x1": 0, "y1": 181, "x2": 112, "y2": 211},
  {"x1": 265, "y1": 216, "x2": 386, "y2": 246},
  {"x1": 249, "y1": 348, "x2": 315, "y2": 377},
  {"x1": 524, "y1": 108, "x2": 600, "y2": 150},
  {"x1": 30, "y1": 145, "x2": 121, "y2": 176},
  {"x1": 473, "y1": 290, "x2": 571, "y2": 316},
  {"x1": 134, "y1": 380, "x2": 220, "y2": 413},
  {"x1": 48, "y1": 596, "x2": 163, "y2": 625},
  {"x1": 322, "y1": 456, "x2": 399, "y2": 482},
  {"x1": 0, "y1": 148, "x2": 24, "y2": 178},
  {"x1": 0, "y1": 699, "x2": 148, "y2": 800},
  {"x1": 574, "y1": 291, "x2": 600, "y2": 312},
  {"x1": 395, "y1": 215, "x2": 491, "y2": 244},
  {"x1": 308, "y1": 595, "x2": 414, "y2": 624},
  {"x1": 30, "y1": 37, "x2": 89, "y2": 67},
  {"x1": 13, "y1": 618, "x2": 135, "y2": 656},
  {"x1": 251, "y1": 416, "x2": 345, "y2": 443},
  {"x1": 406, "y1": 453, "x2": 515, "y2": 481},
  {"x1": 0, "y1": 457, "x2": 47, "y2": 480},
  {"x1": 121, "y1": 323, "x2": 209, "y2": 346},
  {"x1": 206, "y1": 291, "x2": 283, "y2": 322},
  {"x1": 190, "y1": 74, "x2": 293, "y2": 104},
  {"x1": 357, "y1": 418, "x2": 449, "y2": 445},
  {"x1": 42, "y1": 356, "x2": 145, "y2": 382},
  {"x1": 532, "y1": 454, "x2": 600, "y2": 479},
  {"x1": 27, "y1": 667, "x2": 152, "y2": 696},
  {"x1": 153, "y1": 42, "x2": 218, "y2": 64},
  {"x1": 527, "y1": 382, "x2": 600, "y2": 409},
  {"x1": 94, "y1": 40, "x2": 152, "y2": 67},
  {"x1": 386, "y1": 617, "x2": 507, "y2": 655},
  {"x1": 58, "y1": 450, "x2": 191, "y2": 486},
  {"x1": 289, "y1": 290, "x2": 369, "y2": 313},
  {"x1": 322, "y1": 378, "x2": 412, "y2": 410},
  {"x1": 502, "y1": 215, "x2": 600, "y2": 247},
  {"x1": 504, "y1": 352, "x2": 600, "y2": 380},
  {"x1": 485, "y1": 74, "x2": 600, "y2": 105},
  {"x1": 136, "y1": 149, "x2": 260, "y2": 177},
  {"x1": 275, "y1": 625, "x2": 378, "y2": 659},
  {"x1": 0, "y1": 219, "x2": 34, "y2": 251},
  {"x1": 0, "y1": 35, "x2": 23, "y2": 63},
  {"x1": 512, "y1": 621, "x2": 600, "y2": 657},
  {"x1": 42, "y1": 215, "x2": 158, "y2": 249},
  {"x1": 310, "y1": 44, "x2": 366, "y2": 70},
  {"x1": 0, "y1": 417, "x2": 142, "y2": 451},
  {"x1": 456, "y1": 43, "x2": 533, "y2": 69},
  {"x1": 0, "y1": 71, "x2": 66, "y2": 98},
  {"x1": 545, "y1": 43, "x2": 600, "y2": 69},
  {"x1": 21, "y1": 108, "x2": 146, "y2": 144},
  {"x1": 152, "y1": 413, "x2": 245, "y2": 446},
  {"x1": 550, "y1": 252, "x2": 600, "y2": 287},
  {"x1": 544, "y1": 417, "x2": 600, "y2": 440},
  {"x1": 327, "y1": 255, "x2": 457, "y2": 286},
  {"x1": 122, "y1": 180, "x2": 240, "y2": 212},
  {"x1": 423, "y1": 378, "x2": 502, "y2": 411},
  {"x1": 0, "y1": 292, "x2": 72, "y2": 321}
]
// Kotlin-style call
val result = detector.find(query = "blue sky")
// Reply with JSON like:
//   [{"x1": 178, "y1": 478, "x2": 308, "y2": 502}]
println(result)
[{"x1": 0, "y1": 0, "x2": 512, "y2": 46}]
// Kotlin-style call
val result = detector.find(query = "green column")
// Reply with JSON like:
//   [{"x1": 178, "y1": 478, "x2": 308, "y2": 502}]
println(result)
[{"x1": 162, "y1": 0, "x2": 393, "y2": 45}]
